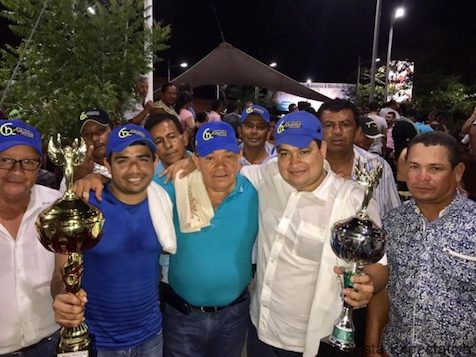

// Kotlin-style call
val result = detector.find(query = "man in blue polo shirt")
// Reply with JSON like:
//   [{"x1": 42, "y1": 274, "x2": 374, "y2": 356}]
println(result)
[
  {"x1": 158, "y1": 121, "x2": 259, "y2": 357},
  {"x1": 52, "y1": 124, "x2": 176, "y2": 357}
]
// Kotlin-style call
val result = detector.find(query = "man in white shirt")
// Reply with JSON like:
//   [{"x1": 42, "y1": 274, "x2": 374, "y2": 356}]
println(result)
[
  {"x1": 243, "y1": 111, "x2": 388, "y2": 356},
  {"x1": 367, "y1": 101, "x2": 388, "y2": 156},
  {"x1": 0, "y1": 119, "x2": 60, "y2": 357}
]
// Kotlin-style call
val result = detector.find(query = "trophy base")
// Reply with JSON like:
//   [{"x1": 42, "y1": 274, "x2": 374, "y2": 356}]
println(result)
[
  {"x1": 58, "y1": 351, "x2": 89, "y2": 357},
  {"x1": 57, "y1": 324, "x2": 97, "y2": 357}
]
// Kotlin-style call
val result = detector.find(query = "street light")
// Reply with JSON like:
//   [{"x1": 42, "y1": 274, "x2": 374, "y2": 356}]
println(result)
[
  {"x1": 167, "y1": 60, "x2": 188, "y2": 82},
  {"x1": 269, "y1": 62, "x2": 277, "y2": 68},
  {"x1": 383, "y1": 7, "x2": 405, "y2": 102},
  {"x1": 369, "y1": 0, "x2": 382, "y2": 102}
]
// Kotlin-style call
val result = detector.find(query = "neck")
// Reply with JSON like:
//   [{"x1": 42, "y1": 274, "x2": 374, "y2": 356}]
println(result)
[
  {"x1": 416, "y1": 193, "x2": 456, "y2": 222},
  {"x1": 0, "y1": 195, "x2": 30, "y2": 218},
  {"x1": 109, "y1": 184, "x2": 147, "y2": 205},
  {"x1": 207, "y1": 185, "x2": 235, "y2": 209},
  {"x1": 326, "y1": 149, "x2": 355, "y2": 178},
  {"x1": 242, "y1": 146, "x2": 267, "y2": 164}
]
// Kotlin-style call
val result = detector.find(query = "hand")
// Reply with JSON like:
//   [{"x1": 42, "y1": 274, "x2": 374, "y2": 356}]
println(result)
[
  {"x1": 73, "y1": 173, "x2": 105, "y2": 201},
  {"x1": 73, "y1": 145, "x2": 95, "y2": 181},
  {"x1": 334, "y1": 266, "x2": 374, "y2": 308},
  {"x1": 53, "y1": 289, "x2": 88, "y2": 328},
  {"x1": 160, "y1": 157, "x2": 196, "y2": 183},
  {"x1": 144, "y1": 100, "x2": 155, "y2": 113}
]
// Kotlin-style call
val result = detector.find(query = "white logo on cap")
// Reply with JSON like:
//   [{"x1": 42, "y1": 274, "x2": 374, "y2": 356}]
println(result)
[
  {"x1": 202, "y1": 128, "x2": 228, "y2": 141},
  {"x1": 0, "y1": 123, "x2": 15, "y2": 136},
  {"x1": 277, "y1": 120, "x2": 302, "y2": 134},
  {"x1": 79, "y1": 112, "x2": 88, "y2": 121},
  {"x1": 118, "y1": 127, "x2": 146, "y2": 139}
]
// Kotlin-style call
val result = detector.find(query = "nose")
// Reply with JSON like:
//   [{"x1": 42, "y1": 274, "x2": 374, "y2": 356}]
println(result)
[
  {"x1": 332, "y1": 123, "x2": 343, "y2": 136},
  {"x1": 289, "y1": 153, "x2": 301, "y2": 167},
  {"x1": 415, "y1": 168, "x2": 430, "y2": 181},
  {"x1": 163, "y1": 138, "x2": 173, "y2": 149}
]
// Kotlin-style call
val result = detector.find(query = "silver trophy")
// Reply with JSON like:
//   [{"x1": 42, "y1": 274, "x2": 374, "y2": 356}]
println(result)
[{"x1": 328, "y1": 160, "x2": 387, "y2": 351}]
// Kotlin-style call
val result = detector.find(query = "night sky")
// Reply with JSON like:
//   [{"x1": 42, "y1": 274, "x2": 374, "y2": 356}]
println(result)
[{"x1": 1, "y1": 0, "x2": 475, "y2": 85}]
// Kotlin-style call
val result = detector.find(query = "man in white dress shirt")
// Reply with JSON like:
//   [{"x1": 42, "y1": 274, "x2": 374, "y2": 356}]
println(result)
[
  {"x1": 0, "y1": 119, "x2": 60, "y2": 357},
  {"x1": 243, "y1": 111, "x2": 388, "y2": 357}
]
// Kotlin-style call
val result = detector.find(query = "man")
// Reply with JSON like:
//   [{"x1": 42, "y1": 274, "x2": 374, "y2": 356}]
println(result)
[
  {"x1": 223, "y1": 100, "x2": 241, "y2": 135},
  {"x1": 238, "y1": 104, "x2": 275, "y2": 165},
  {"x1": 160, "y1": 121, "x2": 258, "y2": 357},
  {"x1": 382, "y1": 132, "x2": 475, "y2": 356},
  {"x1": 208, "y1": 99, "x2": 223, "y2": 122},
  {"x1": 317, "y1": 98, "x2": 400, "y2": 215},
  {"x1": 367, "y1": 101, "x2": 387, "y2": 156},
  {"x1": 241, "y1": 111, "x2": 388, "y2": 356},
  {"x1": 378, "y1": 99, "x2": 400, "y2": 120},
  {"x1": 0, "y1": 119, "x2": 60, "y2": 356},
  {"x1": 155, "y1": 82, "x2": 178, "y2": 117},
  {"x1": 75, "y1": 107, "x2": 113, "y2": 180},
  {"x1": 123, "y1": 77, "x2": 156, "y2": 126},
  {"x1": 52, "y1": 124, "x2": 176, "y2": 356},
  {"x1": 385, "y1": 111, "x2": 396, "y2": 159},
  {"x1": 354, "y1": 116, "x2": 385, "y2": 152},
  {"x1": 288, "y1": 103, "x2": 298, "y2": 112}
]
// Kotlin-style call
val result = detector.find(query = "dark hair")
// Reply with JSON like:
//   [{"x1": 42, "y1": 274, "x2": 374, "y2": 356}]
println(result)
[
  {"x1": 368, "y1": 101, "x2": 380, "y2": 112},
  {"x1": 288, "y1": 103, "x2": 296, "y2": 111},
  {"x1": 175, "y1": 90, "x2": 193, "y2": 111},
  {"x1": 317, "y1": 98, "x2": 358, "y2": 123},
  {"x1": 196, "y1": 111, "x2": 208, "y2": 124},
  {"x1": 407, "y1": 131, "x2": 462, "y2": 168},
  {"x1": 393, "y1": 120, "x2": 418, "y2": 160},
  {"x1": 144, "y1": 112, "x2": 184, "y2": 135},
  {"x1": 161, "y1": 82, "x2": 176, "y2": 94},
  {"x1": 226, "y1": 100, "x2": 237, "y2": 113},
  {"x1": 211, "y1": 99, "x2": 222, "y2": 111}
]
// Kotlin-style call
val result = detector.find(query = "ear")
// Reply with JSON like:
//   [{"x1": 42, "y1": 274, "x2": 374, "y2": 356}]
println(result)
[
  {"x1": 237, "y1": 126, "x2": 243, "y2": 139},
  {"x1": 320, "y1": 140, "x2": 327, "y2": 160},
  {"x1": 191, "y1": 153, "x2": 200, "y2": 171},
  {"x1": 103, "y1": 157, "x2": 112, "y2": 175},
  {"x1": 182, "y1": 131, "x2": 189, "y2": 146},
  {"x1": 453, "y1": 162, "x2": 465, "y2": 183}
]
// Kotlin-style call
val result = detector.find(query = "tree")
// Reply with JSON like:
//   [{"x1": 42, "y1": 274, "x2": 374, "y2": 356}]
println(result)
[{"x1": 0, "y1": 0, "x2": 170, "y2": 137}]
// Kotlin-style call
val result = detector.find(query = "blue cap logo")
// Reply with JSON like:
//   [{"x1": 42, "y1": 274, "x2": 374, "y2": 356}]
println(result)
[
  {"x1": 117, "y1": 127, "x2": 146, "y2": 139},
  {"x1": 106, "y1": 124, "x2": 156, "y2": 156},
  {"x1": 0, "y1": 123, "x2": 16, "y2": 136},
  {"x1": 202, "y1": 128, "x2": 229, "y2": 141},
  {"x1": 0, "y1": 119, "x2": 42, "y2": 155},
  {"x1": 275, "y1": 112, "x2": 322, "y2": 148},
  {"x1": 195, "y1": 122, "x2": 239, "y2": 157},
  {"x1": 276, "y1": 120, "x2": 302, "y2": 134}
]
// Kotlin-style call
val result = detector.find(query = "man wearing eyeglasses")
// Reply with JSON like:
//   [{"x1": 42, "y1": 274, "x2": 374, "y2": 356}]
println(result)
[{"x1": 0, "y1": 119, "x2": 61, "y2": 357}]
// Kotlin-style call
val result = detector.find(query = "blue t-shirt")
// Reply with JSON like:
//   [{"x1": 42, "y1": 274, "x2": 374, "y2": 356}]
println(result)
[
  {"x1": 154, "y1": 173, "x2": 259, "y2": 306},
  {"x1": 83, "y1": 186, "x2": 162, "y2": 349}
]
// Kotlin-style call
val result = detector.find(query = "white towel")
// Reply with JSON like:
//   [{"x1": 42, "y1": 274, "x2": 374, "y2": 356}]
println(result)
[
  {"x1": 173, "y1": 169, "x2": 214, "y2": 233},
  {"x1": 147, "y1": 181, "x2": 177, "y2": 254}
]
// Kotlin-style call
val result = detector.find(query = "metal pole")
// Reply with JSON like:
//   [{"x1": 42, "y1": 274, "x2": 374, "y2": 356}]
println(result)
[
  {"x1": 167, "y1": 59, "x2": 171, "y2": 82},
  {"x1": 383, "y1": 22, "x2": 395, "y2": 103},
  {"x1": 144, "y1": 0, "x2": 153, "y2": 102},
  {"x1": 369, "y1": 0, "x2": 382, "y2": 103},
  {"x1": 356, "y1": 55, "x2": 361, "y2": 101}
]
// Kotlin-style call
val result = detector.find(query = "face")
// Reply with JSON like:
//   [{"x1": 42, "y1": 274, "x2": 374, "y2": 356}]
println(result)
[
  {"x1": 386, "y1": 113, "x2": 396, "y2": 126},
  {"x1": 268, "y1": 121, "x2": 276, "y2": 141},
  {"x1": 238, "y1": 115, "x2": 269, "y2": 149},
  {"x1": 162, "y1": 85, "x2": 177, "y2": 106},
  {"x1": 193, "y1": 150, "x2": 240, "y2": 195},
  {"x1": 406, "y1": 144, "x2": 464, "y2": 208},
  {"x1": 149, "y1": 120, "x2": 188, "y2": 167},
  {"x1": 0, "y1": 145, "x2": 40, "y2": 202},
  {"x1": 354, "y1": 127, "x2": 373, "y2": 151},
  {"x1": 105, "y1": 144, "x2": 157, "y2": 203},
  {"x1": 81, "y1": 121, "x2": 111, "y2": 163},
  {"x1": 136, "y1": 80, "x2": 148, "y2": 98},
  {"x1": 321, "y1": 109, "x2": 357, "y2": 155},
  {"x1": 277, "y1": 140, "x2": 327, "y2": 192}
]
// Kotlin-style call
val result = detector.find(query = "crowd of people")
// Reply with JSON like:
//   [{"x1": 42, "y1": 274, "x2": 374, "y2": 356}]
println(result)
[{"x1": 1, "y1": 83, "x2": 475, "y2": 357}]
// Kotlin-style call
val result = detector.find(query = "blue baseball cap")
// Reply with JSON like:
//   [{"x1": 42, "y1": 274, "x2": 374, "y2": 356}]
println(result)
[
  {"x1": 275, "y1": 111, "x2": 322, "y2": 148},
  {"x1": 106, "y1": 124, "x2": 156, "y2": 156},
  {"x1": 0, "y1": 119, "x2": 43, "y2": 155},
  {"x1": 240, "y1": 104, "x2": 270, "y2": 124},
  {"x1": 195, "y1": 122, "x2": 239, "y2": 157}
]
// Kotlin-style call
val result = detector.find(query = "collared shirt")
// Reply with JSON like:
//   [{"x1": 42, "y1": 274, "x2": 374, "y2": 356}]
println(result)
[
  {"x1": 240, "y1": 142, "x2": 276, "y2": 166},
  {"x1": 242, "y1": 160, "x2": 383, "y2": 354},
  {"x1": 158, "y1": 174, "x2": 259, "y2": 306},
  {"x1": 0, "y1": 185, "x2": 61, "y2": 354},
  {"x1": 368, "y1": 113, "x2": 388, "y2": 155},
  {"x1": 155, "y1": 100, "x2": 179, "y2": 118},
  {"x1": 415, "y1": 121, "x2": 434, "y2": 134},
  {"x1": 382, "y1": 195, "x2": 476, "y2": 357},
  {"x1": 123, "y1": 95, "x2": 145, "y2": 124},
  {"x1": 353, "y1": 145, "x2": 401, "y2": 215}
]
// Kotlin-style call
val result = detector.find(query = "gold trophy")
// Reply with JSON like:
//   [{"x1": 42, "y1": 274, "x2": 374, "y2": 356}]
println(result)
[{"x1": 36, "y1": 134, "x2": 104, "y2": 356}]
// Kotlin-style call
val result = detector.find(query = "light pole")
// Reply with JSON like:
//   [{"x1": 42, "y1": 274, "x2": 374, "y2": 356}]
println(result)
[
  {"x1": 369, "y1": 0, "x2": 382, "y2": 102},
  {"x1": 167, "y1": 60, "x2": 188, "y2": 82},
  {"x1": 383, "y1": 7, "x2": 405, "y2": 102}
]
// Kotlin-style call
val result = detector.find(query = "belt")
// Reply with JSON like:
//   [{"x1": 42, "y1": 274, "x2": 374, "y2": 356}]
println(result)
[{"x1": 166, "y1": 286, "x2": 248, "y2": 315}]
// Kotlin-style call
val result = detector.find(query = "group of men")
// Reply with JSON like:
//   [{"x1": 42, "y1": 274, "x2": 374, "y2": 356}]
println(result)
[{"x1": 1, "y1": 97, "x2": 475, "y2": 357}]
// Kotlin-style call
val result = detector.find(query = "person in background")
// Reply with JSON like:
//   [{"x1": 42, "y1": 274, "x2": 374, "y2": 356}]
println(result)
[
  {"x1": 175, "y1": 91, "x2": 195, "y2": 145},
  {"x1": 223, "y1": 100, "x2": 241, "y2": 135},
  {"x1": 123, "y1": 77, "x2": 156, "y2": 126},
  {"x1": 208, "y1": 100, "x2": 223, "y2": 122},
  {"x1": 155, "y1": 83, "x2": 178, "y2": 118},
  {"x1": 354, "y1": 116, "x2": 385, "y2": 152}
]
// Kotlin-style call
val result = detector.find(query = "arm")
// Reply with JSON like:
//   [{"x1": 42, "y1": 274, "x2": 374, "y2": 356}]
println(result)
[
  {"x1": 73, "y1": 172, "x2": 107, "y2": 201},
  {"x1": 128, "y1": 100, "x2": 155, "y2": 125},
  {"x1": 461, "y1": 107, "x2": 476, "y2": 135},
  {"x1": 365, "y1": 288, "x2": 389, "y2": 356},
  {"x1": 470, "y1": 125, "x2": 476, "y2": 159}
]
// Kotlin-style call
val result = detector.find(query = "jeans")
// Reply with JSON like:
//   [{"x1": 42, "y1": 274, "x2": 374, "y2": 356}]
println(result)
[
  {"x1": 1, "y1": 330, "x2": 60, "y2": 357},
  {"x1": 163, "y1": 292, "x2": 250, "y2": 357},
  {"x1": 97, "y1": 330, "x2": 163, "y2": 357}
]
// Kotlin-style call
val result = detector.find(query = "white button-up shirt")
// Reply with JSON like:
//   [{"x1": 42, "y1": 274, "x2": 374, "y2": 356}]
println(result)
[
  {"x1": 242, "y1": 159, "x2": 383, "y2": 356},
  {"x1": 0, "y1": 185, "x2": 60, "y2": 354}
]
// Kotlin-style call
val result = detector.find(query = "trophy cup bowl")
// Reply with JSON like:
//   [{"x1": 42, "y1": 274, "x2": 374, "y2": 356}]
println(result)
[
  {"x1": 36, "y1": 135, "x2": 104, "y2": 356},
  {"x1": 327, "y1": 160, "x2": 387, "y2": 352}
]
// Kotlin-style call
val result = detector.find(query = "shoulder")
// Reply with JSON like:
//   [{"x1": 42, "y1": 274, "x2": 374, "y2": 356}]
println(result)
[
  {"x1": 237, "y1": 173, "x2": 258, "y2": 195},
  {"x1": 33, "y1": 184, "x2": 61, "y2": 206}
]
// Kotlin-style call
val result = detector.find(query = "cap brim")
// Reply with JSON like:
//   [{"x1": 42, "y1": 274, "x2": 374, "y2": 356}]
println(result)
[
  {"x1": 197, "y1": 142, "x2": 240, "y2": 157},
  {"x1": 107, "y1": 138, "x2": 156, "y2": 156},
  {"x1": 80, "y1": 119, "x2": 110, "y2": 133},
  {"x1": 365, "y1": 133, "x2": 384, "y2": 139},
  {"x1": 276, "y1": 134, "x2": 315, "y2": 149},
  {"x1": 0, "y1": 141, "x2": 42, "y2": 155}
]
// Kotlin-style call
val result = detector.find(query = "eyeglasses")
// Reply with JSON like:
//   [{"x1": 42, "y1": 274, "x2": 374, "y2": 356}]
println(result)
[{"x1": 0, "y1": 157, "x2": 41, "y2": 171}]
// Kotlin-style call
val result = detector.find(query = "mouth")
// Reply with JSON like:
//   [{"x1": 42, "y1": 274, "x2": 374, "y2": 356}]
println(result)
[{"x1": 126, "y1": 177, "x2": 145, "y2": 184}]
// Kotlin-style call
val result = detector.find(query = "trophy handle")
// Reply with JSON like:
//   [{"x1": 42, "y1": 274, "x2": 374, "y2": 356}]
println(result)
[{"x1": 355, "y1": 161, "x2": 383, "y2": 217}]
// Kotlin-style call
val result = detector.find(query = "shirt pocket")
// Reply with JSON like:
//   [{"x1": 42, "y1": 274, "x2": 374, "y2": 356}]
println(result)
[
  {"x1": 293, "y1": 221, "x2": 326, "y2": 264},
  {"x1": 441, "y1": 247, "x2": 476, "y2": 286}
]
